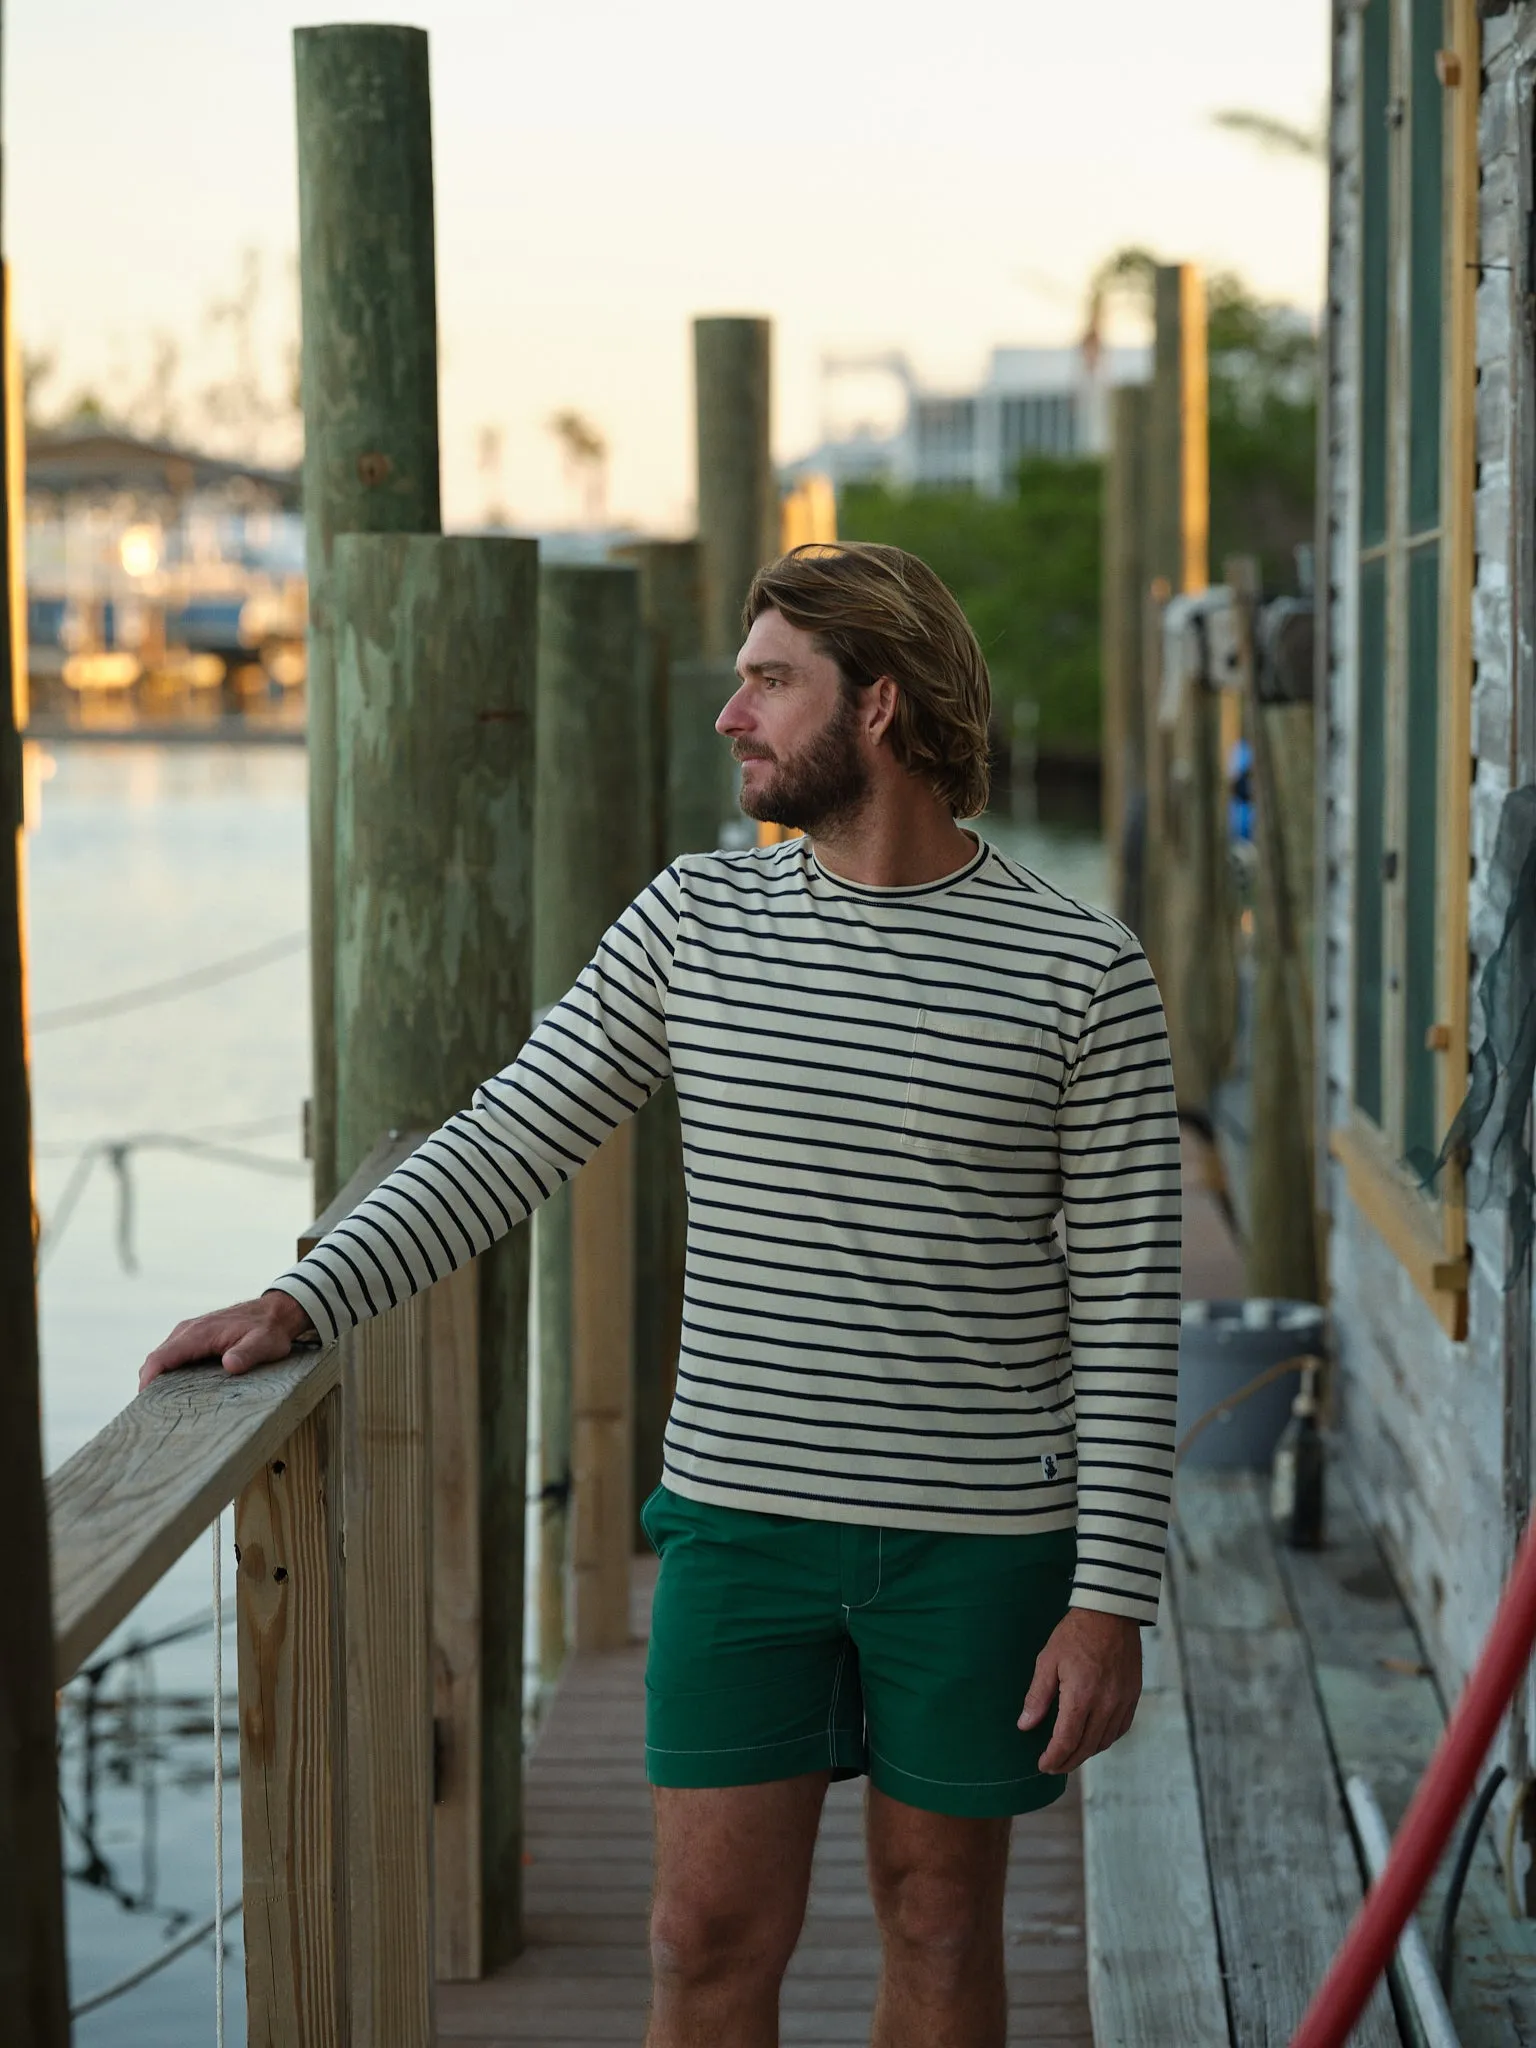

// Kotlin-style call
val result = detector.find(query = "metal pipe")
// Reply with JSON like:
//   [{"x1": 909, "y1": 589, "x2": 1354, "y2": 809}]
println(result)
[{"x1": 1343, "y1": 1775, "x2": 1461, "y2": 2048}]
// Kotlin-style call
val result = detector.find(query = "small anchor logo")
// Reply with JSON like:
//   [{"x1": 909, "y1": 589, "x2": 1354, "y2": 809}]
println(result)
[{"x1": 1042, "y1": 1453, "x2": 1059, "y2": 1481}]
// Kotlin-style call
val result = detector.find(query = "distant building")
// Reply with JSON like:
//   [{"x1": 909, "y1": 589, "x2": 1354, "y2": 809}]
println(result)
[
  {"x1": 786, "y1": 344, "x2": 1151, "y2": 498},
  {"x1": 24, "y1": 427, "x2": 307, "y2": 716}
]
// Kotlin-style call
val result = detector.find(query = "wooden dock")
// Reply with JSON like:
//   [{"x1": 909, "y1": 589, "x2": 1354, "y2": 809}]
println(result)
[{"x1": 439, "y1": 1560, "x2": 1093, "y2": 2046}]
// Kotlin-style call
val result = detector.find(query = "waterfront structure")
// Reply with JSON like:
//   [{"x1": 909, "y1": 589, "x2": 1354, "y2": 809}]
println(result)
[
  {"x1": 23, "y1": 427, "x2": 306, "y2": 714},
  {"x1": 789, "y1": 342, "x2": 1150, "y2": 497}
]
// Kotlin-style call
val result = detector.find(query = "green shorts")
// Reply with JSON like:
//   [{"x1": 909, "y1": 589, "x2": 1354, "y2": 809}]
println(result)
[{"x1": 640, "y1": 1485, "x2": 1077, "y2": 1819}]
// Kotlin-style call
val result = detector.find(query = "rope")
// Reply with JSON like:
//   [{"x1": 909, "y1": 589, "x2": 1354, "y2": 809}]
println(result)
[
  {"x1": 67, "y1": 1899, "x2": 245, "y2": 2020},
  {"x1": 212, "y1": 1513, "x2": 226, "y2": 2048},
  {"x1": 38, "y1": 1128, "x2": 308, "y2": 1271},
  {"x1": 30, "y1": 929, "x2": 307, "y2": 1031}
]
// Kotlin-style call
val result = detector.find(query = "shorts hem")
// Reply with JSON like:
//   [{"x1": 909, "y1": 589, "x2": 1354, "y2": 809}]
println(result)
[
  {"x1": 646, "y1": 1736, "x2": 865, "y2": 1789},
  {"x1": 868, "y1": 1754, "x2": 1069, "y2": 1819}
]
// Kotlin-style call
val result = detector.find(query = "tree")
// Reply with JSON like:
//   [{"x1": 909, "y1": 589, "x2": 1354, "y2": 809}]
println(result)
[
  {"x1": 840, "y1": 459, "x2": 1102, "y2": 759},
  {"x1": 1205, "y1": 271, "x2": 1317, "y2": 592}
]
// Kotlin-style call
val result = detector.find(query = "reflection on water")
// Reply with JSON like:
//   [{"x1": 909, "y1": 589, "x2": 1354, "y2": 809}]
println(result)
[
  {"x1": 28, "y1": 742, "x2": 1101, "y2": 2041},
  {"x1": 31, "y1": 742, "x2": 311, "y2": 2046}
]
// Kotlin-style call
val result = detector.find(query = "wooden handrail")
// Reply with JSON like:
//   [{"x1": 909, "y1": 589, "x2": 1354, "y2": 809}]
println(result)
[
  {"x1": 48, "y1": 1344, "x2": 340, "y2": 1686},
  {"x1": 44, "y1": 1127, "x2": 487, "y2": 2041}
]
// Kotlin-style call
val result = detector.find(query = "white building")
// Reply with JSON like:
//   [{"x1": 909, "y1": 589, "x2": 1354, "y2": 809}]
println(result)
[{"x1": 789, "y1": 344, "x2": 1151, "y2": 497}]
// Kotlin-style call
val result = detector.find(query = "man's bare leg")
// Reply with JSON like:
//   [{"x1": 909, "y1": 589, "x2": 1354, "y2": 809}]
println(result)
[
  {"x1": 647, "y1": 1774, "x2": 830, "y2": 2048},
  {"x1": 865, "y1": 1787, "x2": 1012, "y2": 2048}
]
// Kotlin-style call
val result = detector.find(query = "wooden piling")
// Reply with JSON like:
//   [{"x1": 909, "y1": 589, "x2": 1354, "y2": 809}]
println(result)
[
  {"x1": 294, "y1": 23, "x2": 442, "y2": 1208},
  {"x1": 694, "y1": 316, "x2": 778, "y2": 662},
  {"x1": 1142, "y1": 265, "x2": 1209, "y2": 1018},
  {"x1": 535, "y1": 564, "x2": 648, "y2": 1654},
  {"x1": 0, "y1": 250, "x2": 69, "y2": 2044},
  {"x1": 330, "y1": 534, "x2": 538, "y2": 1968},
  {"x1": 620, "y1": 541, "x2": 705, "y2": 1543},
  {"x1": 1236, "y1": 557, "x2": 1321, "y2": 1303},
  {"x1": 1101, "y1": 383, "x2": 1151, "y2": 930}
]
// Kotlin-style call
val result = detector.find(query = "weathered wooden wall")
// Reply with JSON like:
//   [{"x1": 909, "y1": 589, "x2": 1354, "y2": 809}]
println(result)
[{"x1": 1320, "y1": 1, "x2": 1527, "y2": 1788}]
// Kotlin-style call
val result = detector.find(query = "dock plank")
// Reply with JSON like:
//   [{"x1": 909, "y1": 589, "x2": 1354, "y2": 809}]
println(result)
[
  {"x1": 1173, "y1": 1471, "x2": 1399, "y2": 2048},
  {"x1": 1082, "y1": 1619, "x2": 1230, "y2": 2046}
]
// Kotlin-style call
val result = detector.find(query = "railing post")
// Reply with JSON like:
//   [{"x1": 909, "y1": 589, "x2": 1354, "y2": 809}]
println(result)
[
  {"x1": 339, "y1": 1299, "x2": 435, "y2": 2048},
  {"x1": 429, "y1": 1261, "x2": 482, "y2": 1981},
  {"x1": 237, "y1": 1388, "x2": 347, "y2": 2048}
]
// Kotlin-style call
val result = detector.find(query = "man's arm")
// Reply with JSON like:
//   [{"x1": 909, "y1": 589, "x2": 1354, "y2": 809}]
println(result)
[
  {"x1": 1016, "y1": 935, "x2": 1181, "y2": 1770},
  {"x1": 1055, "y1": 935, "x2": 1182, "y2": 1624},
  {"x1": 140, "y1": 868, "x2": 682, "y2": 1386}
]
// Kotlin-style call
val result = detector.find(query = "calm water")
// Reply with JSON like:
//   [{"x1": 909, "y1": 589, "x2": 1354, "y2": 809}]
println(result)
[{"x1": 27, "y1": 742, "x2": 1103, "y2": 2043}]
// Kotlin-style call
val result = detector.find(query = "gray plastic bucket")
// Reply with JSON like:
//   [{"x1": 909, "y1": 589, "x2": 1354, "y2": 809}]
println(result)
[{"x1": 1176, "y1": 1299, "x2": 1325, "y2": 1469}]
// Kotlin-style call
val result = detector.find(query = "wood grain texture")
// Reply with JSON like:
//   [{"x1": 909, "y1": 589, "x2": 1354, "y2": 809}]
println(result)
[
  {"x1": 1082, "y1": 1619, "x2": 1229, "y2": 2047},
  {"x1": 49, "y1": 1347, "x2": 340, "y2": 1683},
  {"x1": 438, "y1": 1558, "x2": 1092, "y2": 2047},
  {"x1": 237, "y1": 1389, "x2": 345, "y2": 2048},
  {"x1": 430, "y1": 1262, "x2": 483, "y2": 1982},
  {"x1": 341, "y1": 1302, "x2": 435, "y2": 2046},
  {"x1": 1173, "y1": 1472, "x2": 1398, "y2": 2048}
]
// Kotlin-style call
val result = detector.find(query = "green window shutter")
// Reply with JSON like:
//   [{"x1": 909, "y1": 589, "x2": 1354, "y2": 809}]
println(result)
[
  {"x1": 1355, "y1": 555, "x2": 1388, "y2": 1125},
  {"x1": 1403, "y1": 541, "x2": 1441, "y2": 1169},
  {"x1": 1407, "y1": 0, "x2": 1445, "y2": 536},
  {"x1": 1360, "y1": 0, "x2": 1392, "y2": 550}
]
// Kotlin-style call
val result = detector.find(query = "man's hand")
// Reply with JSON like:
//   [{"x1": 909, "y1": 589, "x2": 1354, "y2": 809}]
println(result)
[
  {"x1": 139, "y1": 1291, "x2": 315, "y2": 1392},
  {"x1": 1018, "y1": 1608, "x2": 1142, "y2": 1774}
]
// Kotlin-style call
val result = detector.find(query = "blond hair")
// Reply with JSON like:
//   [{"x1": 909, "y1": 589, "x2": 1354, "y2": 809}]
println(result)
[{"x1": 743, "y1": 543, "x2": 992, "y2": 818}]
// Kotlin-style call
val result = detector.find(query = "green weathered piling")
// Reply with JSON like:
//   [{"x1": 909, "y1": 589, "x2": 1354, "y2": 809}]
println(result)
[
  {"x1": 694, "y1": 316, "x2": 778, "y2": 663},
  {"x1": 534, "y1": 564, "x2": 648, "y2": 1664},
  {"x1": 295, "y1": 23, "x2": 442, "y2": 1207},
  {"x1": 620, "y1": 542, "x2": 710, "y2": 1544},
  {"x1": 332, "y1": 532, "x2": 537, "y2": 1966}
]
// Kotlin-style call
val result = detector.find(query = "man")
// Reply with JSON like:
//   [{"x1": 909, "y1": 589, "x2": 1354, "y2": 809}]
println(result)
[{"x1": 143, "y1": 542, "x2": 1181, "y2": 2048}]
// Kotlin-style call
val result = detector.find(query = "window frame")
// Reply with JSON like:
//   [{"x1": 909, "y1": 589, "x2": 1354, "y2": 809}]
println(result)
[{"x1": 1335, "y1": 0, "x2": 1476, "y2": 1340}]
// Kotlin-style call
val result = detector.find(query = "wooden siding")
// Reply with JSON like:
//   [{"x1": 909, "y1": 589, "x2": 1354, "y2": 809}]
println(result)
[{"x1": 1322, "y1": 0, "x2": 1530, "y2": 1738}]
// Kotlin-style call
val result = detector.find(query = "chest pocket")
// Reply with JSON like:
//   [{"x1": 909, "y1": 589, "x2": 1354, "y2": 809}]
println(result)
[{"x1": 901, "y1": 1010, "x2": 1046, "y2": 1163}]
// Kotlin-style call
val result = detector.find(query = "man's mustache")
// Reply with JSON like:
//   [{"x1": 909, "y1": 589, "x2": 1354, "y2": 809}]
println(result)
[{"x1": 732, "y1": 745, "x2": 775, "y2": 764}]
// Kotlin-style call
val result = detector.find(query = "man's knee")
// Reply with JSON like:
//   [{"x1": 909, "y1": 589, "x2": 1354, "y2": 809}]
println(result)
[
  {"x1": 650, "y1": 1887, "x2": 803, "y2": 1993},
  {"x1": 871, "y1": 1863, "x2": 1001, "y2": 1978}
]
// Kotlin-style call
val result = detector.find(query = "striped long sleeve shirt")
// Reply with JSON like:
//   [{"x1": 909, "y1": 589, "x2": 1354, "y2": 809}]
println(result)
[{"x1": 274, "y1": 834, "x2": 1182, "y2": 1624}]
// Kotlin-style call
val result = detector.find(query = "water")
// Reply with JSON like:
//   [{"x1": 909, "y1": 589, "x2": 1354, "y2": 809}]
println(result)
[
  {"x1": 26, "y1": 744, "x2": 1102, "y2": 2041},
  {"x1": 31, "y1": 741, "x2": 311, "y2": 2047}
]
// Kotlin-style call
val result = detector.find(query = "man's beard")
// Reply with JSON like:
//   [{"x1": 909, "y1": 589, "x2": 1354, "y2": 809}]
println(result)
[{"x1": 736, "y1": 690, "x2": 871, "y2": 833}]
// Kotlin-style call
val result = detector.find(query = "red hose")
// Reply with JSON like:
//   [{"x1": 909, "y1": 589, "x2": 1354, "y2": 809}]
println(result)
[{"x1": 1291, "y1": 1505, "x2": 1536, "y2": 2048}]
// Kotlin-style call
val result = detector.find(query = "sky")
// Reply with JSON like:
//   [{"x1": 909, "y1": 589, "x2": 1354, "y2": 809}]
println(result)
[{"x1": 8, "y1": 0, "x2": 1331, "y2": 533}]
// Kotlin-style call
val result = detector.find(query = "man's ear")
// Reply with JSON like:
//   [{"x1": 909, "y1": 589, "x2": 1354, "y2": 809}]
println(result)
[{"x1": 866, "y1": 676, "x2": 899, "y2": 745}]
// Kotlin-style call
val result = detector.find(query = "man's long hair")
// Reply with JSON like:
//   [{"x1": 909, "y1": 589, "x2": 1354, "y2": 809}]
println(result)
[{"x1": 743, "y1": 543, "x2": 993, "y2": 820}]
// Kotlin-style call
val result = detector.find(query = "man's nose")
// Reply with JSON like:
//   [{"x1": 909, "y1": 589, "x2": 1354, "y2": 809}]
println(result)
[{"x1": 716, "y1": 683, "x2": 752, "y2": 737}]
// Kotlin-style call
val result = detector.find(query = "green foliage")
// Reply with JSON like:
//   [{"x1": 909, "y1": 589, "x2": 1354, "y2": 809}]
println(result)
[
  {"x1": 1206, "y1": 271, "x2": 1317, "y2": 591},
  {"x1": 835, "y1": 271, "x2": 1315, "y2": 761},
  {"x1": 838, "y1": 458, "x2": 1103, "y2": 757}
]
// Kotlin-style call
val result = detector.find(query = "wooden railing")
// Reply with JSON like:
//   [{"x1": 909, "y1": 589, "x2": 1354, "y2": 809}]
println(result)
[{"x1": 46, "y1": 1133, "x2": 481, "y2": 2048}]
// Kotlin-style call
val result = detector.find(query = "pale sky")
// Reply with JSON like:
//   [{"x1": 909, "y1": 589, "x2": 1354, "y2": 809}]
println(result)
[{"x1": 9, "y1": 0, "x2": 1330, "y2": 532}]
